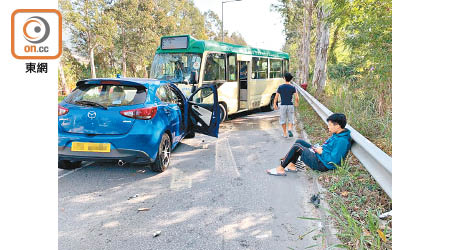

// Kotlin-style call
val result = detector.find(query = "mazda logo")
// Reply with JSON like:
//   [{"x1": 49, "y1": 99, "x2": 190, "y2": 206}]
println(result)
[{"x1": 87, "y1": 111, "x2": 96, "y2": 119}]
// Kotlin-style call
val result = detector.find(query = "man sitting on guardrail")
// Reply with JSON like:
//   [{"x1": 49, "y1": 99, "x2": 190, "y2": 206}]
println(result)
[{"x1": 266, "y1": 113, "x2": 352, "y2": 176}]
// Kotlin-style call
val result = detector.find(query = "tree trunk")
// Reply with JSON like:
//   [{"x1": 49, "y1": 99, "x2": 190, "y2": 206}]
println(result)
[
  {"x1": 300, "y1": 0, "x2": 313, "y2": 85},
  {"x1": 89, "y1": 47, "x2": 96, "y2": 78},
  {"x1": 121, "y1": 27, "x2": 127, "y2": 77},
  {"x1": 312, "y1": 7, "x2": 331, "y2": 94},
  {"x1": 328, "y1": 22, "x2": 341, "y2": 64},
  {"x1": 295, "y1": 24, "x2": 303, "y2": 82},
  {"x1": 59, "y1": 61, "x2": 70, "y2": 95}
]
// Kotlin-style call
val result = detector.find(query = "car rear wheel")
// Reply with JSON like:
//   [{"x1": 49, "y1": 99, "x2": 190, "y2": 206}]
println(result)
[
  {"x1": 58, "y1": 160, "x2": 82, "y2": 170},
  {"x1": 151, "y1": 133, "x2": 171, "y2": 172}
]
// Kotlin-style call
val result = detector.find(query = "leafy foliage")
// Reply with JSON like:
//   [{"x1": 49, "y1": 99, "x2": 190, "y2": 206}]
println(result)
[
  {"x1": 58, "y1": 0, "x2": 247, "y2": 92},
  {"x1": 275, "y1": 0, "x2": 392, "y2": 151}
]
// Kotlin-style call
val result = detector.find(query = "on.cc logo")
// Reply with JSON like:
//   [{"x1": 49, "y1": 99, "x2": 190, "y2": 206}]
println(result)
[
  {"x1": 23, "y1": 16, "x2": 50, "y2": 44},
  {"x1": 11, "y1": 9, "x2": 62, "y2": 60}
]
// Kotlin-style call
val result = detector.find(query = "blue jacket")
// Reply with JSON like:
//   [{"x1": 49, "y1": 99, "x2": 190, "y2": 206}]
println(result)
[{"x1": 316, "y1": 129, "x2": 352, "y2": 169}]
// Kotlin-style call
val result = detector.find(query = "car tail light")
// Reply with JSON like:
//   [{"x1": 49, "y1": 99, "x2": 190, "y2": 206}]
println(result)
[
  {"x1": 58, "y1": 105, "x2": 69, "y2": 116},
  {"x1": 120, "y1": 106, "x2": 158, "y2": 120}
]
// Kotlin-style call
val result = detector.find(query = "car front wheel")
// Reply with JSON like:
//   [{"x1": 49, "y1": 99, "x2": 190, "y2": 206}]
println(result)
[{"x1": 151, "y1": 133, "x2": 171, "y2": 172}]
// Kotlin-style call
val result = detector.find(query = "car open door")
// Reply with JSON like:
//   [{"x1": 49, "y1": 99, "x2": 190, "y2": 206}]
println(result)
[{"x1": 188, "y1": 85, "x2": 220, "y2": 137}]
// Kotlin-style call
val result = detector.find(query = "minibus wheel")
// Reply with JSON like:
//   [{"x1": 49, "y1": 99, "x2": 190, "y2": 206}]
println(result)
[
  {"x1": 263, "y1": 94, "x2": 275, "y2": 111},
  {"x1": 219, "y1": 103, "x2": 228, "y2": 123}
]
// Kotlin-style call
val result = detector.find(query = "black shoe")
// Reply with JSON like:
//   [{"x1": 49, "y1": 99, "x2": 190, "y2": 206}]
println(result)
[
  {"x1": 310, "y1": 194, "x2": 321, "y2": 208},
  {"x1": 288, "y1": 130, "x2": 293, "y2": 137}
]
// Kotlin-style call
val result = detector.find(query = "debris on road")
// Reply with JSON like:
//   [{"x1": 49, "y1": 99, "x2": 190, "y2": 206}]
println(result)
[
  {"x1": 379, "y1": 210, "x2": 392, "y2": 219},
  {"x1": 202, "y1": 144, "x2": 208, "y2": 149},
  {"x1": 310, "y1": 194, "x2": 321, "y2": 208},
  {"x1": 137, "y1": 207, "x2": 150, "y2": 212},
  {"x1": 153, "y1": 231, "x2": 161, "y2": 237},
  {"x1": 137, "y1": 170, "x2": 146, "y2": 174},
  {"x1": 128, "y1": 194, "x2": 139, "y2": 200}
]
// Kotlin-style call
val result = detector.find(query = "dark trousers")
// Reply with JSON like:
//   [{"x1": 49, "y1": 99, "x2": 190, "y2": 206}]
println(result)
[{"x1": 281, "y1": 139, "x2": 329, "y2": 172}]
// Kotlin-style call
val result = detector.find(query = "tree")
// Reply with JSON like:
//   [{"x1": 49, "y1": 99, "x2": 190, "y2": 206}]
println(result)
[
  {"x1": 59, "y1": 0, "x2": 115, "y2": 78},
  {"x1": 299, "y1": 0, "x2": 315, "y2": 85},
  {"x1": 312, "y1": 2, "x2": 331, "y2": 93},
  {"x1": 59, "y1": 46, "x2": 89, "y2": 93},
  {"x1": 58, "y1": 60, "x2": 70, "y2": 95},
  {"x1": 112, "y1": 0, "x2": 158, "y2": 77},
  {"x1": 204, "y1": 10, "x2": 222, "y2": 41},
  {"x1": 272, "y1": 0, "x2": 304, "y2": 78}
]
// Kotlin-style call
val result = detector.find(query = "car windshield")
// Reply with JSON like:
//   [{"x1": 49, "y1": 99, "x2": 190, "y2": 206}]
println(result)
[
  {"x1": 64, "y1": 84, "x2": 147, "y2": 107},
  {"x1": 150, "y1": 53, "x2": 202, "y2": 83}
]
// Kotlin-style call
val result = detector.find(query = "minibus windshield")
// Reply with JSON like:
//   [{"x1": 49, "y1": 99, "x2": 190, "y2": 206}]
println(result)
[{"x1": 150, "y1": 53, "x2": 202, "y2": 83}]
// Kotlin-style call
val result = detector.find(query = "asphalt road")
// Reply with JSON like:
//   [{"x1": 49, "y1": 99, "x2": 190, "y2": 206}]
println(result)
[{"x1": 58, "y1": 110, "x2": 327, "y2": 250}]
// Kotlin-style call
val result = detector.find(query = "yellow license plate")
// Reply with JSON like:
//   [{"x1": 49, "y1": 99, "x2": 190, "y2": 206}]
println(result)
[{"x1": 71, "y1": 142, "x2": 111, "y2": 153}]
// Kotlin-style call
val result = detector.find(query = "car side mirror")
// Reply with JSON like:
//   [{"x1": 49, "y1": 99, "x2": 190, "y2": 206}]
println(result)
[{"x1": 190, "y1": 71, "x2": 198, "y2": 85}]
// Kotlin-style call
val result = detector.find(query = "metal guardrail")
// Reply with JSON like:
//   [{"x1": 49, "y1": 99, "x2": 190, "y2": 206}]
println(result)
[{"x1": 293, "y1": 84, "x2": 392, "y2": 199}]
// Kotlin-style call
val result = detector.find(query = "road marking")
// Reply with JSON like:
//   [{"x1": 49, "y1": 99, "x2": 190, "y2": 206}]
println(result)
[
  {"x1": 58, "y1": 162, "x2": 92, "y2": 179},
  {"x1": 215, "y1": 137, "x2": 240, "y2": 177}
]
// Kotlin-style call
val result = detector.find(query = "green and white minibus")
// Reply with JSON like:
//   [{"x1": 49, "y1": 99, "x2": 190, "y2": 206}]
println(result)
[{"x1": 149, "y1": 35, "x2": 289, "y2": 122}]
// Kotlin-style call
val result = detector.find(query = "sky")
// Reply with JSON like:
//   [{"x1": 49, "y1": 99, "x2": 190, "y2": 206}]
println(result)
[{"x1": 192, "y1": 0, "x2": 286, "y2": 51}]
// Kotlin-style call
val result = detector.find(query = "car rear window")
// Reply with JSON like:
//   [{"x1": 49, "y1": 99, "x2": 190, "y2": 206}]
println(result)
[{"x1": 65, "y1": 84, "x2": 147, "y2": 107}]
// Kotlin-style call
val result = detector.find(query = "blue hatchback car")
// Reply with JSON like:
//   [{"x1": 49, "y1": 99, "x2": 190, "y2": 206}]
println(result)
[{"x1": 58, "y1": 78, "x2": 220, "y2": 172}]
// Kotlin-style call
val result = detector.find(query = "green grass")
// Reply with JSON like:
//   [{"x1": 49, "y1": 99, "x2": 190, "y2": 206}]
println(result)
[
  {"x1": 296, "y1": 97, "x2": 392, "y2": 249},
  {"x1": 307, "y1": 79, "x2": 392, "y2": 155}
]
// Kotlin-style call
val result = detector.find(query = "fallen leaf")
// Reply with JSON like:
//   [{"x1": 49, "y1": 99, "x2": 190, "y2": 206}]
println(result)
[
  {"x1": 341, "y1": 191, "x2": 349, "y2": 197},
  {"x1": 377, "y1": 229, "x2": 387, "y2": 242},
  {"x1": 138, "y1": 208, "x2": 150, "y2": 212},
  {"x1": 363, "y1": 228, "x2": 370, "y2": 236}
]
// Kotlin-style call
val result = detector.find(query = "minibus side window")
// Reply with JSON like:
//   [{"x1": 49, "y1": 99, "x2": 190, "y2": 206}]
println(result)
[
  {"x1": 204, "y1": 53, "x2": 226, "y2": 81},
  {"x1": 252, "y1": 57, "x2": 268, "y2": 79},
  {"x1": 270, "y1": 59, "x2": 282, "y2": 78},
  {"x1": 228, "y1": 54, "x2": 237, "y2": 81}
]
